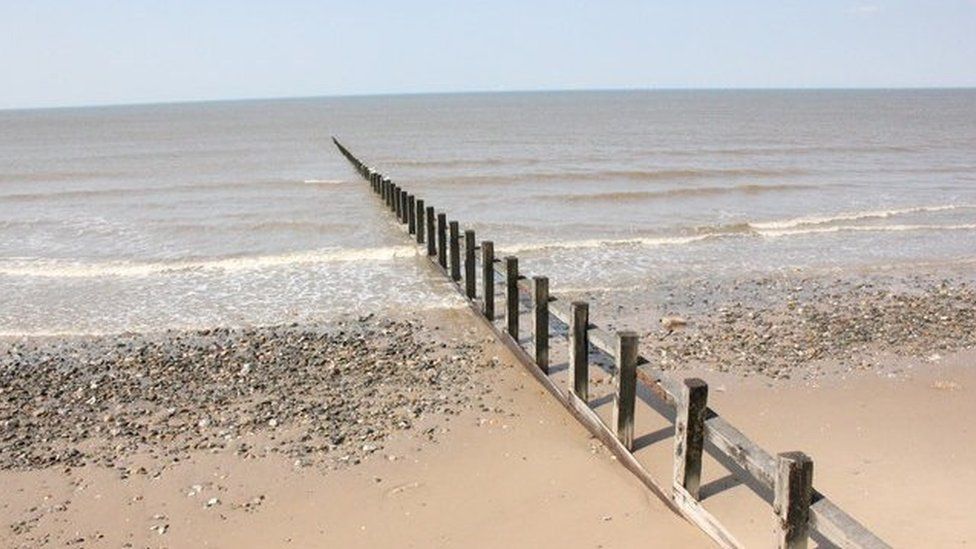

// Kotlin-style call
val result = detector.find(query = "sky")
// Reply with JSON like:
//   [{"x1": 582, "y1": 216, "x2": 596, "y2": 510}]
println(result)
[{"x1": 1, "y1": 0, "x2": 975, "y2": 110}]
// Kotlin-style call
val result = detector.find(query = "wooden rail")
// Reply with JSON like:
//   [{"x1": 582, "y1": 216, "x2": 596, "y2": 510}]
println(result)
[{"x1": 333, "y1": 137, "x2": 889, "y2": 549}]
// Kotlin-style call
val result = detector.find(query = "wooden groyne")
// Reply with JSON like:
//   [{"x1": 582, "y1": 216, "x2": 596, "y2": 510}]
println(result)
[{"x1": 332, "y1": 137, "x2": 889, "y2": 549}]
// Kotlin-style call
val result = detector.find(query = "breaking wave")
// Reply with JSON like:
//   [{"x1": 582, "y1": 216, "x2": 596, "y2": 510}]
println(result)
[
  {"x1": 0, "y1": 246, "x2": 418, "y2": 278},
  {"x1": 748, "y1": 205, "x2": 971, "y2": 230}
]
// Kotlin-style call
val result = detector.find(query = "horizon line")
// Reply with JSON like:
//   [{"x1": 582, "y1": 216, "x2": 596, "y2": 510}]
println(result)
[{"x1": 3, "y1": 85, "x2": 975, "y2": 113}]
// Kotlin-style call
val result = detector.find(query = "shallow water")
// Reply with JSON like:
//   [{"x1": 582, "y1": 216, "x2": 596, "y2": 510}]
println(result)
[{"x1": 1, "y1": 90, "x2": 974, "y2": 334}]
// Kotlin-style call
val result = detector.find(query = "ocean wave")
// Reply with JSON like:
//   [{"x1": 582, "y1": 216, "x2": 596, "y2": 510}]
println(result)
[
  {"x1": 502, "y1": 234, "x2": 714, "y2": 253},
  {"x1": 758, "y1": 223, "x2": 976, "y2": 238},
  {"x1": 749, "y1": 205, "x2": 970, "y2": 230},
  {"x1": 0, "y1": 246, "x2": 418, "y2": 278},
  {"x1": 644, "y1": 144, "x2": 918, "y2": 157},
  {"x1": 432, "y1": 167, "x2": 805, "y2": 186},
  {"x1": 546, "y1": 183, "x2": 813, "y2": 202},
  {"x1": 302, "y1": 179, "x2": 347, "y2": 185},
  {"x1": 501, "y1": 207, "x2": 976, "y2": 253},
  {"x1": 0, "y1": 179, "x2": 350, "y2": 201}
]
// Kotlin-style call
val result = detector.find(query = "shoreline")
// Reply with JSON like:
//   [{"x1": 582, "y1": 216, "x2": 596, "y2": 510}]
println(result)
[{"x1": 1, "y1": 270, "x2": 974, "y2": 546}]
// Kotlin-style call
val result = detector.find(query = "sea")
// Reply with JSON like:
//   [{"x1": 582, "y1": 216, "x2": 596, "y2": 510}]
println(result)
[{"x1": 1, "y1": 90, "x2": 974, "y2": 335}]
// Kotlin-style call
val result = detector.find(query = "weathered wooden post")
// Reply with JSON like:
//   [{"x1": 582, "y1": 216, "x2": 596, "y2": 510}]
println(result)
[
  {"x1": 569, "y1": 301, "x2": 589, "y2": 401},
  {"x1": 416, "y1": 199, "x2": 425, "y2": 243},
  {"x1": 449, "y1": 221, "x2": 461, "y2": 281},
  {"x1": 482, "y1": 241, "x2": 495, "y2": 320},
  {"x1": 426, "y1": 207, "x2": 436, "y2": 256},
  {"x1": 533, "y1": 276, "x2": 549, "y2": 373},
  {"x1": 774, "y1": 452, "x2": 814, "y2": 549},
  {"x1": 674, "y1": 378, "x2": 708, "y2": 500},
  {"x1": 408, "y1": 195, "x2": 416, "y2": 234},
  {"x1": 393, "y1": 185, "x2": 400, "y2": 213},
  {"x1": 400, "y1": 192, "x2": 408, "y2": 224},
  {"x1": 505, "y1": 256, "x2": 519, "y2": 340},
  {"x1": 437, "y1": 213, "x2": 448, "y2": 269},
  {"x1": 383, "y1": 178, "x2": 390, "y2": 206},
  {"x1": 464, "y1": 230, "x2": 476, "y2": 299},
  {"x1": 613, "y1": 331, "x2": 639, "y2": 450},
  {"x1": 396, "y1": 187, "x2": 403, "y2": 218}
]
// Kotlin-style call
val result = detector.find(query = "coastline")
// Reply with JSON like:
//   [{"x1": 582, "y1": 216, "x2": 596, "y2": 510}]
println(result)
[{"x1": 1, "y1": 270, "x2": 974, "y2": 546}]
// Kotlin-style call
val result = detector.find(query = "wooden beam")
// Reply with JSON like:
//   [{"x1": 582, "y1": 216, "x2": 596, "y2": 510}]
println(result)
[
  {"x1": 482, "y1": 241, "x2": 495, "y2": 320},
  {"x1": 408, "y1": 194, "x2": 416, "y2": 234},
  {"x1": 505, "y1": 256, "x2": 519, "y2": 340},
  {"x1": 437, "y1": 213, "x2": 447, "y2": 269},
  {"x1": 426, "y1": 206, "x2": 436, "y2": 256},
  {"x1": 449, "y1": 221, "x2": 461, "y2": 281},
  {"x1": 569, "y1": 301, "x2": 589, "y2": 401},
  {"x1": 774, "y1": 452, "x2": 814, "y2": 549},
  {"x1": 613, "y1": 331, "x2": 639, "y2": 450},
  {"x1": 675, "y1": 378, "x2": 708, "y2": 500},
  {"x1": 416, "y1": 199, "x2": 425, "y2": 244},
  {"x1": 465, "y1": 230, "x2": 476, "y2": 299},
  {"x1": 533, "y1": 276, "x2": 549, "y2": 373}
]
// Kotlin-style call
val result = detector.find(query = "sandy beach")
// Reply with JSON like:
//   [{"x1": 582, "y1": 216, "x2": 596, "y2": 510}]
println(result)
[
  {"x1": 2, "y1": 270, "x2": 974, "y2": 547},
  {"x1": 0, "y1": 308, "x2": 712, "y2": 548}
]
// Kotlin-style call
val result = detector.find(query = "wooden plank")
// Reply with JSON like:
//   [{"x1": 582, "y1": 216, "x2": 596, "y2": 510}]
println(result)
[
  {"x1": 810, "y1": 498, "x2": 890, "y2": 549},
  {"x1": 569, "y1": 301, "x2": 589, "y2": 401},
  {"x1": 437, "y1": 213, "x2": 447, "y2": 269},
  {"x1": 613, "y1": 332, "x2": 639, "y2": 451},
  {"x1": 482, "y1": 241, "x2": 495, "y2": 320},
  {"x1": 408, "y1": 195, "x2": 416, "y2": 234},
  {"x1": 449, "y1": 221, "x2": 461, "y2": 281},
  {"x1": 675, "y1": 378, "x2": 708, "y2": 500},
  {"x1": 464, "y1": 230, "x2": 476, "y2": 299},
  {"x1": 426, "y1": 206, "x2": 436, "y2": 256},
  {"x1": 532, "y1": 276, "x2": 549, "y2": 373},
  {"x1": 505, "y1": 256, "x2": 519, "y2": 339},
  {"x1": 416, "y1": 199, "x2": 425, "y2": 244},
  {"x1": 774, "y1": 452, "x2": 814, "y2": 549},
  {"x1": 673, "y1": 484, "x2": 744, "y2": 549}
]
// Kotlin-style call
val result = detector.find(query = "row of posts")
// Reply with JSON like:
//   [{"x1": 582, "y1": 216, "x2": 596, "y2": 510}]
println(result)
[{"x1": 336, "y1": 140, "x2": 816, "y2": 549}]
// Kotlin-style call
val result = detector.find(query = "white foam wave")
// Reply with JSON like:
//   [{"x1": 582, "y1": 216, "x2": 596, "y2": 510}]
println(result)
[
  {"x1": 759, "y1": 224, "x2": 976, "y2": 238},
  {"x1": 303, "y1": 179, "x2": 346, "y2": 185},
  {"x1": 503, "y1": 234, "x2": 712, "y2": 253},
  {"x1": 749, "y1": 205, "x2": 968, "y2": 230},
  {"x1": 0, "y1": 246, "x2": 418, "y2": 278}
]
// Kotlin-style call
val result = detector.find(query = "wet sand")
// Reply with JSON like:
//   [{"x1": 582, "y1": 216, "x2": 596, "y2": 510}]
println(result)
[
  {"x1": 0, "y1": 309, "x2": 708, "y2": 548},
  {"x1": 2, "y1": 272, "x2": 974, "y2": 547}
]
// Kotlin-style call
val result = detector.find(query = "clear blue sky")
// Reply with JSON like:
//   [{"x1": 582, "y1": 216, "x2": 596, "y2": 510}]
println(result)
[{"x1": 2, "y1": 0, "x2": 974, "y2": 109}]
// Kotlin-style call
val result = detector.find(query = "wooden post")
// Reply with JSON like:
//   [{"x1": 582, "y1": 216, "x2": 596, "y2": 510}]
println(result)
[
  {"x1": 613, "y1": 331, "x2": 639, "y2": 450},
  {"x1": 533, "y1": 276, "x2": 549, "y2": 373},
  {"x1": 449, "y1": 221, "x2": 461, "y2": 281},
  {"x1": 416, "y1": 199, "x2": 425, "y2": 244},
  {"x1": 569, "y1": 301, "x2": 589, "y2": 401},
  {"x1": 437, "y1": 213, "x2": 447, "y2": 268},
  {"x1": 426, "y1": 207, "x2": 436, "y2": 256},
  {"x1": 505, "y1": 256, "x2": 519, "y2": 340},
  {"x1": 393, "y1": 185, "x2": 400, "y2": 214},
  {"x1": 408, "y1": 195, "x2": 416, "y2": 234},
  {"x1": 464, "y1": 230, "x2": 476, "y2": 299},
  {"x1": 383, "y1": 179, "x2": 390, "y2": 206},
  {"x1": 674, "y1": 378, "x2": 708, "y2": 500},
  {"x1": 774, "y1": 452, "x2": 814, "y2": 549},
  {"x1": 482, "y1": 241, "x2": 495, "y2": 320},
  {"x1": 400, "y1": 191, "x2": 408, "y2": 224}
]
